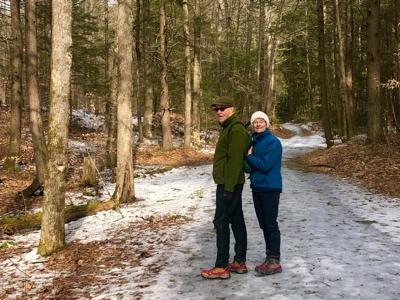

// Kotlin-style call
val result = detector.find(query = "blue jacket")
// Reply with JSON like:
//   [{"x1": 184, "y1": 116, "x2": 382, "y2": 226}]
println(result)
[{"x1": 246, "y1": 129, "x2": 282, "y2": 192}]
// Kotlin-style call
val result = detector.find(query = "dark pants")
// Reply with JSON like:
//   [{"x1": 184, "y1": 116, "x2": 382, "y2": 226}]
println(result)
[
  {"x1": 252, "y1": 190, "x2": 281, "y2": 260},
  {"x1": 213, "y1": 184, "x2": 247, "y2": 268}
]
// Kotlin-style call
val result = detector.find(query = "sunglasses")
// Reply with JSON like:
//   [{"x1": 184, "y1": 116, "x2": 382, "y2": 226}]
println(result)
[{"x1": 213, "y1": 107, "x2": 229, "y2": 112}]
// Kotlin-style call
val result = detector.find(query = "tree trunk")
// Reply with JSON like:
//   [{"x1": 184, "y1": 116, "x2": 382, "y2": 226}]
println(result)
[
  {"x1": 318, "y1": 0, "x2": 334, "y2": 148},
  {"x1": 23, "y1": 0, "x2": 47, "y2": 197},
  {"x1": 103, "y1": 0, "x2": 110, "y2": 134},
  {"x1": 1, "y1": 200, "x2": 117, "y2": 235},
  {"x1": 135, "y1": 0, "x2": 143, "y2": 143},
  {"x1": 143, "y1": 0, "x2": 154, "y2": 140},
  {"x1": 106, "y1": 54, "x2": 118, "y2": 169},
  {"x1": 216, "y1": 0, "x2": 224, "y2": 96},
  {"x1": 366, "y1": 0, "x2": 383, "y2": 143},
  {"x1": 191, "y1": 0, "x2": 202, "y2": 148},
  {"x1": 241, "y1": 0, "x2": 254, "y2": 119},
  {"x1": 4, "y1": 0, "x2": 22, "y2": 172},
  {"x1": 183, "y1": 0, "x2": 192, "y2": 149},
  {"x1": 257, "y1": 1, "x2": 266, "y2": 111},
  {"x1": 114, "y1": 0, "x2": 135, "y2": 203},
  {"x1": 82, "y1": 156, "x2": 97, "y2": 185},
  {"x1": 334, "y1": 0, "x2": 355, "y2": 138},
  {"x1": 265, "y1": 1, "x2": 284, "y2": 117},
  {"x1": 345, "y1": 0, "x2": 355, "y2": 137},
  {"x1": 395, "y1": 0, "x2": 400, "y2": 129},
  {"x1": 38, "y1": 0, "x2": 72, "y2": 256},
  {"x1": 159, "y1": 0, "x2": 173, "y2": 150}
]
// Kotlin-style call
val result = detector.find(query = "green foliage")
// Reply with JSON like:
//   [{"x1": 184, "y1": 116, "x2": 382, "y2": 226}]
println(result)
[
  {"x1": 71, "y1": 0, "x2": 109, "y2": 98},
  {"x1": 1, "y1": 241, "x2": 17, "y2": 249}
]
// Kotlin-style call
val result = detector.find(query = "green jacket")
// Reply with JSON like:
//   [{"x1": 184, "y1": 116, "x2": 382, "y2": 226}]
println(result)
[{"x1": 213, "y1": 113, "x2": 247, "y2": 192}]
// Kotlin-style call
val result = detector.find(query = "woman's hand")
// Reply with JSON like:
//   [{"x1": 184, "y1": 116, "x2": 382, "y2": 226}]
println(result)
[{"x1": 248, "y1": 146, "x2": 253, "y2": 155}]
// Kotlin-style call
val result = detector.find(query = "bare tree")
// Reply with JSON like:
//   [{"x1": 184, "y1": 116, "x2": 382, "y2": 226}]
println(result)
[
  {"x1": 345, "y1": 0, "x2": 355, "y2": 137},
  {"x1": 135, "y1": 0, "x2": 143, "y2": 143},
  {"x1": 366, "y1": 0, "x2": 383, "y2": 143},
  {"x1": 395, "y1": 0, "x2": 400, "y2": 129},
  {"x1": 23, "y1": 0, "x2": 47, "y2": 197},
  {"x1": 318, "y1": 0, "x2": 334, "y2": 148},
  {"x1": 159, "y1": 0, "x2": 173, "y2": 150},
  {"x1": 113, "y1": 0, "x2": 135, "y2": 203},
  {"x1": 106, "y1": 53, "x2": 118, "y2": 168},
  {"x1": 3, "y1": 0, "x2": 22, "y2": 172},
  {"x1": 257, "y1": 0, "x2": 266, "y2": 111},
  {"x1": 265, "y1": 1, "x2": 284, "y2": 117},
  {"x1": 334, "y1": 0, "x2": 355, "y2": 138},
  {"x1": 183, "y1": 0, "x2": 192, "y2": 148},
  {"x1": 191, "y1": 0, "x2": 201, "y2": 148},
  {"x1": 38, "y1": 0, "x2": 72, "y2": 256},
  {"x1": 241, "y1": 0, "x2": 254, "y2": 118},
  {"x1": 143, "y1": 0, "x2": 154, "y2": 139}
]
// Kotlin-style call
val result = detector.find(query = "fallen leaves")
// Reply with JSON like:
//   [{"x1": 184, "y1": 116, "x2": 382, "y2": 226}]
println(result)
[{"x1": 299, "y1": 142, "x2": 400, "y2": 200}]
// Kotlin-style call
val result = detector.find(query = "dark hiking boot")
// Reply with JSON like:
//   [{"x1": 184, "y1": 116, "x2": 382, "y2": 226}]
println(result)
[{"x1": 255, "y1": 258, "x2": 282, "y2": 276}]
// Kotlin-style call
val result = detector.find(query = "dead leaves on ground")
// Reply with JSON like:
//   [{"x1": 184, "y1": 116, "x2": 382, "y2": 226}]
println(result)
[
  {"x1": 299, "y1": 143, "x2": 400, "y2": 200},
  {"x1": 1, "y1": 214, "x2": 191, "y2": 299}
]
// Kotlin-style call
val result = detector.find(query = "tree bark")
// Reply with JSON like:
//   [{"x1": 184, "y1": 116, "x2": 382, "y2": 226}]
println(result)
[
  {"x1": 241, "y1": 0, "x2": 254, "y2": 119},
  {"x1": 23, "y1": 0, "x2": 47, "y2": 197},
  {"x1": 183, "y1": 0, "x2": 192, "y2": 149},
  {"x1": 191, "y1": 0, "x2": 202, "y2": 148},
  {"x1": 1, "y1": 200, "x2": 117, "y2": 235},
  {"x1": 38, "y1": 0, "x2": 72, "y2": 256},
  {"x1": 366, "y1": 0, "x2": 383, "y2": 143},
  {"x1": 159, "y1": 0, "x2": 173, "y2": 150},
  {"x1": 334, "y1": 0, "x2": 355, "y2": 138},
  {"x1": 106, "y1": 53, "x2": 118, "y2": 168},
  {"x1": 345, "y1": 0, "x2": 355, "y2": 137},
  {"x1": 82, "y1": 156, "x2": 97, "y2": 185},
  {"x1": 257, "y1": 1, "x2": 266, "y2": 111},
  {"x1": 318, "y1": 0, "x2": 334, "y2": 148},
  {"x1": 143, "y1": 0, "x2": 154, "y2": 139},
  {"x1": 114, "y1": 0, "x2": 135, "y2": 203},
  {"x1": 4, "y1": 0, "x2": 22, "y2": 172},
  {"x1": 135, "y1": 0, "x2": 143, "y2": 143}
]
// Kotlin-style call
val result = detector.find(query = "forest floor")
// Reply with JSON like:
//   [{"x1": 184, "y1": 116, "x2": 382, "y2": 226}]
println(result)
[{"x1": 1, "y1": 105, "x2": 400, "y2": 299}]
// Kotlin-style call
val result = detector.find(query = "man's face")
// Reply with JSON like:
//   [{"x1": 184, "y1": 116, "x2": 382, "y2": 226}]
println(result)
[{"x1": 214, "y1": 106, "x2": 233, "y2": 123}]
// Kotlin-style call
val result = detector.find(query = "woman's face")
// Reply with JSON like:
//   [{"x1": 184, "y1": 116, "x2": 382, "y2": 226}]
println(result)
[{"x1": 253, "y1": 118, "x2": 267, "y2": 133}]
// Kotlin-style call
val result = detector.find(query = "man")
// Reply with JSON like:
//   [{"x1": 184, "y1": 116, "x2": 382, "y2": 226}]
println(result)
[{"x1": 201, "y1": 96, "x2": 248, "y2": 279}]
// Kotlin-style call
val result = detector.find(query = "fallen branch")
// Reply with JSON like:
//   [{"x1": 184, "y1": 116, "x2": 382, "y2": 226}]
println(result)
[
  {"x1": 308, "y1": 164, "x2": 336, "y2": 169},
  {"x1": 0, "y1": 199, "x2": 116, "y2": 235}
]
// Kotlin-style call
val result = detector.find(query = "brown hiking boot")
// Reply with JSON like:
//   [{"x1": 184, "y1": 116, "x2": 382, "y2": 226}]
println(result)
[
  {"x1": 255, "y1": 258, "x2": 282, "y2": 276},
  {"x1": 228, "y1": 261, "x2": 248, "y2": 274},
  {"x1": 201, "y1": 267, "x2": 230, "y2": 279}
]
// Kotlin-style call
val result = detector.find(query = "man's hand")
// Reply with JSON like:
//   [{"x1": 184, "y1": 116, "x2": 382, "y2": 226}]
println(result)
[{"x1": 222, "y1": 190, "x2": 233, "y2": 206}]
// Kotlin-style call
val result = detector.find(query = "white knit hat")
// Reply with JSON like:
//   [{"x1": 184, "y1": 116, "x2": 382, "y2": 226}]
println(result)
[{"x1": 251, "y1": 111, "x2": 270, "y2": 128}]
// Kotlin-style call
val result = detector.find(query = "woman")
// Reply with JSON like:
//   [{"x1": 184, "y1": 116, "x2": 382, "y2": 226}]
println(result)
[{"x1": 246, "y1": 111, "x2": 283, "y2": 276}]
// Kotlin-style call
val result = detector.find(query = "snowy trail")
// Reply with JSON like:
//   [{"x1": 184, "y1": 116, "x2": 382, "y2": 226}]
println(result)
[
  {"x1": 141, "y1": 127, "x2": 400, "y2": 300},
  {"x1": 2, "y1": 123, "x2": 399, "y2": 300}
]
